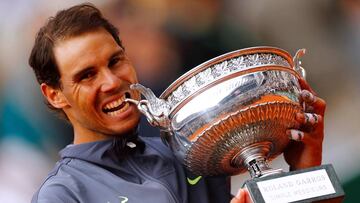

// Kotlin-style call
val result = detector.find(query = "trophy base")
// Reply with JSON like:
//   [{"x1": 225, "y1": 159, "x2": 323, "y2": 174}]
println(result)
[{"x1": 244, "y1": 164, "x2": 344, "y2": 203}]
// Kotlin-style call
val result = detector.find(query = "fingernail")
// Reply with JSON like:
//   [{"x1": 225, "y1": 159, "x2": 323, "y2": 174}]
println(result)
[
  {"x1": 304, "y1": 113, "x2": 320, "y2": 124},
  {"x1": 301, "y1": 90, "x2": 311, "y2": 98},
  {"x1": 301, "y1": 90, "x2": 315, "y2": 103},
  {"x1": 288, "y1": 129, "x2": 304, "y2": 141},
  {"x1": 313, "y1": 114, "x2": 319, "y2": 123}
]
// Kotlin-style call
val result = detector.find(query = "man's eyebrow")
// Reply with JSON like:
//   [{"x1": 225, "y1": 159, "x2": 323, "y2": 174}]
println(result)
[
  {"x1": 109, "y1": 49, "x2": 125, "y2": 60},
  {"x1": 72, "y1": 49, "x2": 125, "y2": 80},
  {"x1": 73, "y1": 66, "x2": 94, "y2": 80}
]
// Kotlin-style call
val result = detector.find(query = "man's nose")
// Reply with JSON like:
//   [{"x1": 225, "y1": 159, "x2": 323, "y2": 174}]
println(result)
[{"x1": 100, "y1": 69, "x2": 121, "y2": 92}]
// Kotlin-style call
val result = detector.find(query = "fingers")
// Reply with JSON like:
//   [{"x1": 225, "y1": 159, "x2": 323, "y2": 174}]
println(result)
[
  {"x1": 299, "y1": 90, "x2": 326, "y2": 115},
  {"x1": 231, "y1": 189, "x2": 252, "y2": 203},
  {"x1": 285, "y1": 128, "x2": 323, "y2": 169},
  {"x1": 287, "y1": 127, "x2": 324, "y2": 144},
  {"x1": 297, "y1": 78, "x2": 326, "y2": 115},
  {"x1": 287, "y1": 129, "x2": 312, "y2": 144},
  {"x1": 285, "y1": 80, "x2": 326, "y2": 170},
  {"x1": 287, "y1": 129, "x2": 304, "y2": 141},
  {"x1": 288, "y1": 112, "x2": 323, "y2": 141},
  {"x1": 296, "y1": 113, "x2": 322, "y2": 126},
  {"x1": 300, "y1": 90, "x2": 316, "y2": 104}
]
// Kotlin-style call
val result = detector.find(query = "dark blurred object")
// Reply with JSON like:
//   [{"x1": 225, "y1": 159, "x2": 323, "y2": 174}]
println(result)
[{"x1": 343, "y1": 174, "x2": 360, "y2": 203}]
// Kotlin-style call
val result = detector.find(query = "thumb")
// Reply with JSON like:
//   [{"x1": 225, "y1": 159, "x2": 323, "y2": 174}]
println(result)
[{"x1": 230, "y1": 189, "x2": 252, "y2": 203}]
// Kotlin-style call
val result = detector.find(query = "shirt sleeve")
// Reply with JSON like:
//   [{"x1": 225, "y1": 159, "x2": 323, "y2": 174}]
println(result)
[{"x1": 32, "y1": 183, "x2": 79, "y2": 203}]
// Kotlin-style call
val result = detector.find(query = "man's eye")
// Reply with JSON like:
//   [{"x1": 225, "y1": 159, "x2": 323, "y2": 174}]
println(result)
[
  {"x1": 79, "y1": 71, "x2": 95, "y2": 81},
  {"x1": 109, "y1": 57, "x2": 120, "y2": 67}
]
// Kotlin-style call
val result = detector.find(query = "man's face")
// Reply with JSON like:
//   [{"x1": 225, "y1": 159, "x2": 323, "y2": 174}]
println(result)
[{"x1": 52, "y1": 28, "x2": 140, "y2": 143}]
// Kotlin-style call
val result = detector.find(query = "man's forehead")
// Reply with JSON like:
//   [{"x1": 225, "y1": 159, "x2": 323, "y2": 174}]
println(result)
[{"x1": 53, "y1": 30, "x2": 123, "y2": 74}]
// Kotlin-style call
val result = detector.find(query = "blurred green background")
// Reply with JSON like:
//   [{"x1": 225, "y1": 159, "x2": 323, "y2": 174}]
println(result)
[{"x1": 0, "y1": 0, "x2": 359, "y2": 202}]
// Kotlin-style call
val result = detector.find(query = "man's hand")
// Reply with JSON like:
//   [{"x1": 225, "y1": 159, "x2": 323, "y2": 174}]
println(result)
[
  {"x1": 230, "y1": 188, "x2": 252, "y2": 203},
  {"x1": 230, "y1": 79, "x2": 326, "y2": 203},
  {"x1": 284, "y1": 79, "x2": 326, "y2": 170}
]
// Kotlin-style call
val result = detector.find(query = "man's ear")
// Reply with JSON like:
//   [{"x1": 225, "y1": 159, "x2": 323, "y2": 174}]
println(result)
[{"x1": 40, "y1": 83, "x2": 70, "y2": 109}]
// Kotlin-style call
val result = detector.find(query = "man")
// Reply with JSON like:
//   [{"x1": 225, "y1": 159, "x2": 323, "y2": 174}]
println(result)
[{"x1": 29, "y1": 3, "x2": 326, "y2": 203}]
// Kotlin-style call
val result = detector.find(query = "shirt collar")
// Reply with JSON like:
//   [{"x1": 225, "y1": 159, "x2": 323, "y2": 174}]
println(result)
[{"x1": 59, "y1": 129, "x2": 145, "y2": 167}]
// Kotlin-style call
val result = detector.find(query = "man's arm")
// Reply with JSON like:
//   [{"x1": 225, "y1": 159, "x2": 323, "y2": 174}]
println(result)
[{"x1": 32, "y1": 183, "x2": 78, "y2": 203}]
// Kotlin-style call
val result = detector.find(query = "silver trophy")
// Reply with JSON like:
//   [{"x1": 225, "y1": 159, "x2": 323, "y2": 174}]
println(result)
[{"x1": 126, "y1": 47, "x2": 344, "y2": 202}]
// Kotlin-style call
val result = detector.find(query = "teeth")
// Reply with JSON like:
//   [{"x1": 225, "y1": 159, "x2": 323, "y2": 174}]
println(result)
[
  {"x1": 102, "y1": 93, "x2": 133, "y2": 116},
  {"x1": 104, "y1": 95, "x2": 126, "y2": 110},
  {"x1": 107, "y1": 102, "x2": 129, "y2": 116}
]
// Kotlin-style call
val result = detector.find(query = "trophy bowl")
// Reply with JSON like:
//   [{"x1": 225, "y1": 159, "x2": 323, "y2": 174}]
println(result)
[{"x1": 127, "y1": 46, "x2": 306, "y2": 177}]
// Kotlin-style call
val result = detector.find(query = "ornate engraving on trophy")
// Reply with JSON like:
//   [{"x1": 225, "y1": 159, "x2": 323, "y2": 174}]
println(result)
[{"x1": 166, "y1": 52, "x2": 291, "y2": 111}]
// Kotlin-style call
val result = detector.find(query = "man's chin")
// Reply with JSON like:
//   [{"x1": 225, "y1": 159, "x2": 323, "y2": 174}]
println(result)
[{"x1": 107, "y1": 118, "x2": 140, "y2": 136}]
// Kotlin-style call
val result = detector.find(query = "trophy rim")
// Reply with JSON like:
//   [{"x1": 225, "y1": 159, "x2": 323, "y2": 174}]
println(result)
[
  {"x1": 169, "y1": 66, "x2": 302, "y2": 117},
  {"x1": 159, "y1": 46, "x2": 302, "y2": 117},
  {"x1": 160, "y1": 46, "x2": 295, "y2": 99}
]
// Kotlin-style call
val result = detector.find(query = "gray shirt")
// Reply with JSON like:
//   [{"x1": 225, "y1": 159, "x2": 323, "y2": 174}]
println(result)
[{"x1": 32, "y1": 136, "x2": 231, "y2": 203}]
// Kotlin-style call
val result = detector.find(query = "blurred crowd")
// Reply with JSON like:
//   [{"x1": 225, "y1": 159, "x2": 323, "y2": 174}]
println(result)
[{"x1": 0, "y1": 0, "x2": 359, "y2": 202}]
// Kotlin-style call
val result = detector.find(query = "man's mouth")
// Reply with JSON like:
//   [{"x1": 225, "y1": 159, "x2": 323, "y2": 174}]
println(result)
[{"x1": 102, "y1": 92, "x2": 131, "y2": 116}]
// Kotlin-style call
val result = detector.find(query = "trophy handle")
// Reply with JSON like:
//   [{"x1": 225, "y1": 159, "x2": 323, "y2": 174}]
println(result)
[
  {"x1": 125, "y1": 83, "x2": 171, "y2": 131},
  {"x1": 293, "y1": 48, "x2": 307, "y2": 79}
]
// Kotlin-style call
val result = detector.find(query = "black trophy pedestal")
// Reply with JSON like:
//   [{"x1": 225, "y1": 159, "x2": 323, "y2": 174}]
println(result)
[{"x1": 244, "y1": 164, "x2": 344, "y2": 203}]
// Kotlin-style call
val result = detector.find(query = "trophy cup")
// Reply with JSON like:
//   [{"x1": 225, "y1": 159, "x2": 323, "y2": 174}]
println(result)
[{"x1": 126, "y1": 47, "x2": 344, "y2": 202}]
